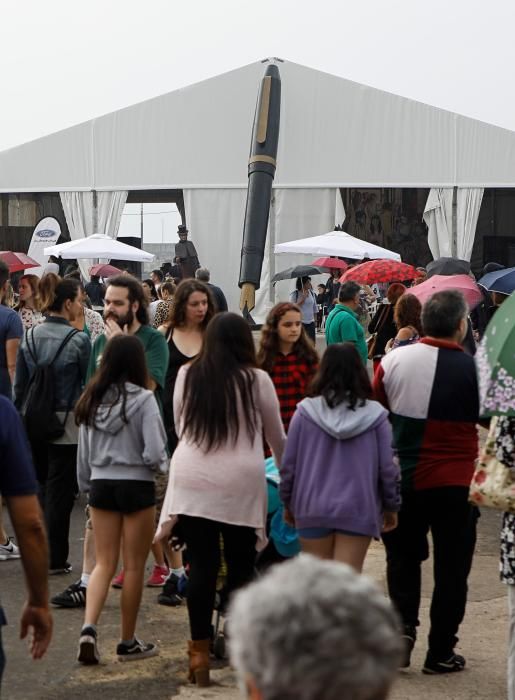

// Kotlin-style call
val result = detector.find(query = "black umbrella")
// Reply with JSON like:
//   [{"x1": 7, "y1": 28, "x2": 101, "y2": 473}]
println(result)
[
  {"x1": 426, "y1": 257, "x2": 471, "y2": 277},
  {"x1": 272, "y1": 265, "x2": 325, "y2": 284}
]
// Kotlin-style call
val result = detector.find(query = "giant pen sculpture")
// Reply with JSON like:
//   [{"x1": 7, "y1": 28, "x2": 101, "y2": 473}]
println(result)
[{"x1": 239, "y1": 62, "x2": 281, "y2": 316}]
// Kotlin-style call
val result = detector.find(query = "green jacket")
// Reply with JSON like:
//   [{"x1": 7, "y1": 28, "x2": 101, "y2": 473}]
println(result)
[{"x1": 325, "y1": 304, "x2": 368, "y2": 365}]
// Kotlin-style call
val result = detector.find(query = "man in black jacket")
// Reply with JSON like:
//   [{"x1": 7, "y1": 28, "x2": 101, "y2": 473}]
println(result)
[{"x1": 195, "y1": 268, "x2": 228, "y2": 313}]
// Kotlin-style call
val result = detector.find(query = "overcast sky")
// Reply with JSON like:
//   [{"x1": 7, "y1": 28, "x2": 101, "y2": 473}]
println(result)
[
  {"x1": 2, "y1": 0, "x2": 515, "y2": 155},
  {"x1": 3, "y1": 0, "x2": 514, "y2": 242}
]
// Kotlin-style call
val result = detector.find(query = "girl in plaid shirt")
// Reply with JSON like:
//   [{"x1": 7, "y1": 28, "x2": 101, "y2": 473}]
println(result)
[{"x1": 257, "y1": 303, "x2": 318, "y2": 434}]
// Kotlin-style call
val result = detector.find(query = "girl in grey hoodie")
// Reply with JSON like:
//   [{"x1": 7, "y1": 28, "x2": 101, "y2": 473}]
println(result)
[
  {"x1": 280, "y1": 343, "x2": 400, "y2": 572},
  {"x1": 75, "y1": 335, "x2": 168, "y2": 665}
]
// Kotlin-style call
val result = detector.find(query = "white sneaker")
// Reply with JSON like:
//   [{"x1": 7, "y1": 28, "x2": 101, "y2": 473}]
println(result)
[{"x1": 0, "y1": 537, "x2": 20, "y2": 561}]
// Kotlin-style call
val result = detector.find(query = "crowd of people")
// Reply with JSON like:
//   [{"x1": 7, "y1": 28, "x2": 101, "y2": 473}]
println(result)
[{"x1": 0, "y1": 248, "x2": 514, "y2": 699}]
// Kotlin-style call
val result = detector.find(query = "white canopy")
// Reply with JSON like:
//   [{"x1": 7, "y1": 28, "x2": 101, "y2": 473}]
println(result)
[
  {"x1": 44, "y1": 234, "x2": 154, "y2": 261},
  {"x1": 274, "y1": 230, "x2": 401, "y2": 261},
  {"x1": 2, "y1": 60, "x2": 515, "y2": 191}
]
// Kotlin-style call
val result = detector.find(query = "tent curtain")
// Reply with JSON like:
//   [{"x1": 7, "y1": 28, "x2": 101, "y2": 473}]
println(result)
[
  {"x1": 423, "y1": 188, "x2": 453, "y2": 259},
  {"x1": 183, "y1": 188, "x2": 248, "y2": 315},
  {"x1": 457, "y1": 188, "x2": 483, "y2": 261},
  {"x1": 60, "y1": 191, "x2": 94, "y2": 280},
  {"x1": 97, "y1": 190, "x2": 128, "y2": 239},
  {"x1": 60, "y1": 190, "x2": 128, "y2": 279},
  {"x1": 183, "y1": 188, "x2": 341, "y2": 322}
]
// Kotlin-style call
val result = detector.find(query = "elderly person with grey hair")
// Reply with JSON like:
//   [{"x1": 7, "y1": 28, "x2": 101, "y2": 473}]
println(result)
[
  {"x1": 229, "y1": 555, "x2": 402, "y2": 700},
  {"x1": 195, "y1": 267, "x2": 228, "y2": 313}
]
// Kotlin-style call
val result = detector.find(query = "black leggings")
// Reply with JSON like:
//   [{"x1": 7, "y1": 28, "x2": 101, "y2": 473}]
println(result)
[{"x1": 179, "y1": 515, "x2": 257, "y2": 640}]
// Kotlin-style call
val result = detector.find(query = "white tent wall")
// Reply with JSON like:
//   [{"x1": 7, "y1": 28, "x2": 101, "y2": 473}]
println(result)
[
  {"x1": 266, "y1": 188, "x2": 340, "y2": 317},
  {"x1": 183, "y1": 188, "x2": 247, "y2": 315},
  {"x1": 3, "y1": 61, "x2": 515, "y2": 192},
  {"x1": 97, "y1": 190, "x2": 128, "y2": 240},
  {"x1": 183, "y1": 187, "x2": 339, "y2": 322}
]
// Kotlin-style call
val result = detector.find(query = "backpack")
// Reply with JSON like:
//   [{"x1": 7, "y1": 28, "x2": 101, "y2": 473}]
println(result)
[{"x1": 21, "y1": 327, "x2": 80, "y2": 443}]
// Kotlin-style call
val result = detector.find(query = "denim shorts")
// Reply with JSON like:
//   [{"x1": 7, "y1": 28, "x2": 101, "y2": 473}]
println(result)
[
  {"x1": 89, "y1": 480, "x2": 155, "y2": 514},
  {"x1": 297, "y1": 527, "x2": 365, "y2": 539}
]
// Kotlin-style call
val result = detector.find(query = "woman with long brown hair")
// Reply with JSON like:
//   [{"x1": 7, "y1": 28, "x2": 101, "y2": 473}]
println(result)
[
  {"x1": 385, "y1": 293, "x2": 422, "y2": 353},
  {"x1": 155, "y1": 279, "x2": 215, "y2": 606},
  {"x1": 76, "y1": 335, "x2": 167, "y2": 664},
  {"x1": 16, "y1": 274, "x2": 44, "y2": 329},
  {"x1": 156, "y1": 313, "x2": 285, "y2": 687},
  {"x1": 257, "y1": 302, "x2": 318, "y2": 434}
]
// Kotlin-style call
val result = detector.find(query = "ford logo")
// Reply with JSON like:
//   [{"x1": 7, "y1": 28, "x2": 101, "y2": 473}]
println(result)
[{"x1": 36, "y1": 229, "x2": 57, "y2": 238}]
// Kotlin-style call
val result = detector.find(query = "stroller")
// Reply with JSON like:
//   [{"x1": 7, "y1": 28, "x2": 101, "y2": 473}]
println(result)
[{"x1": 211, "y1": 457, "x2": 300, "y2": 658}]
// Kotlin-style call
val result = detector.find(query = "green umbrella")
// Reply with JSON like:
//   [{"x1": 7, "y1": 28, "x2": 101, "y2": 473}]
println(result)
[{"x1": 476, "y1": 291, "x2": 515, "y2": 416}]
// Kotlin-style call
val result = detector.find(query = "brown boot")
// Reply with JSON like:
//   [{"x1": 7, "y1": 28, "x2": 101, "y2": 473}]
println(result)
[{"x1": 187, "y1": 639, "x2": 210, "y2": 686}]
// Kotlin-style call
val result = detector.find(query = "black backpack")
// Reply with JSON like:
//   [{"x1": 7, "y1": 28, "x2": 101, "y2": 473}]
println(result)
[{"x1": 21, "y1": 327, "x2": 80, "y2": 443}]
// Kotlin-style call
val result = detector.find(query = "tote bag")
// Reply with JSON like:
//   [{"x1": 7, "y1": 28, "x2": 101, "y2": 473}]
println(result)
[{"x1": 469, "y1": 417, "x2": 515, "y2": 513}]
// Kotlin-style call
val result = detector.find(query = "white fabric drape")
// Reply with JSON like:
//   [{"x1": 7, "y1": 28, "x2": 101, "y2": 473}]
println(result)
[
  {"x1": 456, "y1": 188, "x2": 484, "y2": 261},
  {"x1": 183, "y1": 187, "x2": 341, "y2": 322},
  {"x1": 423, "y1": 188, "x2": 453, "y2": 259},
  {"x1": 60, "y1": 190, "x2": 128, "y2": 280},
  {"x1": 60, "y1": 191, "x2": 94, "y2": 280},
  {"x1": 183, "y1": 188, "x2": 248, "y2": 315}
]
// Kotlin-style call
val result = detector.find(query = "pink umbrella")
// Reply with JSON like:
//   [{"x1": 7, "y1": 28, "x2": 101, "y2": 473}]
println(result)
[
  {"x1": 312, "y1": 257, "x2": 348, "y2": 270},
  {"x1": 89, "y1": 263, "x2": 123, "y2": 278},
  {"x1": 408, "y1": 274, "x2": 482, "y2": 309},
  {"x1": 0, "y1": 251, "x2": 39, "y2": 273}
]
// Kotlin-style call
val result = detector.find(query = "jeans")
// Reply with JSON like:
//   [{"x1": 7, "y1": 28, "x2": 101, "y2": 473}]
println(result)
[
  {"x1": 178, "y1": 515, "x2": 257, "y2": 640},
  {"x1": 382, "y1": 486, "x2": 477, "y2": 658},
  {"x1": 44, "y1": 444, "x2": 78, "y2": 568},
  {"x1": 0, "y1": 626, "x2": 5, "y2": 688},
  {"x1": 303, "y1": 322, "x2": 316, "y2": 343}
]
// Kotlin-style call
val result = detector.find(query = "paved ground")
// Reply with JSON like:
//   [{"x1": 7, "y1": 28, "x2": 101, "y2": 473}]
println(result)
[{"x1": 1, "y1": 497, "x2": 509, "y2": 699}]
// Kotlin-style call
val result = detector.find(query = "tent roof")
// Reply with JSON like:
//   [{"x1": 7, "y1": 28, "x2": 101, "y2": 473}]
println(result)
[{"x1": 2, "y1": 59, "x2": 515, "y2": 192}]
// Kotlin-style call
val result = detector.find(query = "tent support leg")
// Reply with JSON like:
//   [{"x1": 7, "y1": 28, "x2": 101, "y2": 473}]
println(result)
[{"x1": 452, "y1": 186, "x2": 458, "y2": 257}]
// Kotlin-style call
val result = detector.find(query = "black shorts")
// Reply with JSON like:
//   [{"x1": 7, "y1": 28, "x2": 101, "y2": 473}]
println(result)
[{"x1": 89, "y1": 480, "x2": 156, "y2": 514}]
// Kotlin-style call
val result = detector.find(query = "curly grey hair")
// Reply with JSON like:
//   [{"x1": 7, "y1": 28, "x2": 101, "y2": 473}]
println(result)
[{"x1": 229, "y1": 555, "x2": 402, "y2": 700}]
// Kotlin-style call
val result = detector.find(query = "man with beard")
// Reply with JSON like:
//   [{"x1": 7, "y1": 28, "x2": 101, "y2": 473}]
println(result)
[{"x1": 51, "y1": 276, "x2": 170, "y2": 609}]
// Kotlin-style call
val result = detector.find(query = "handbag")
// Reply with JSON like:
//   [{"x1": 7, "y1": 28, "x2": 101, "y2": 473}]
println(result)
[
  {"x1": 469, "y1": 417, "x2": 515, "y2": 512},
  {"x1": 367, "y1": 304, "x2": 389, "y2": 360}
]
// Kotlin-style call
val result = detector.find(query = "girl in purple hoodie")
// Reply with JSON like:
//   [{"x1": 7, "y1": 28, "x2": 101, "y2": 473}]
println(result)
[{"x1": 280, "y1": 343, "x2": 400, "y2": 572}]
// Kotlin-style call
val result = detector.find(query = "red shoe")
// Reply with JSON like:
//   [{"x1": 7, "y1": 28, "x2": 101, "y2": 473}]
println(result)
[
  {"x1": 146, "y1": 565, "x2": 169, "y2": 587},
  {"x1": 111, "y1": 569, "x2": 125, "y2": 589}
]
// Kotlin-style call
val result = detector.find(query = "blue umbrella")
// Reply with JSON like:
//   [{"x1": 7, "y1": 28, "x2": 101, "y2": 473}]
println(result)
[{"x1": 478, "y1": 266, "x2": 515, "y2": 295}]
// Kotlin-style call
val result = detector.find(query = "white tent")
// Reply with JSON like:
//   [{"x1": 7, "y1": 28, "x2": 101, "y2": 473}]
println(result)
[
  {"x1": 274, "y1": 230, "x2": 401, "y2": 260},
  {"x1": 2, "y1": 59, "x2": 515, "y2": 318}
]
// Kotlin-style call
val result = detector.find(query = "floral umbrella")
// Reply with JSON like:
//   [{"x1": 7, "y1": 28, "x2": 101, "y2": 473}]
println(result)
[
  {"x1": 0, "y1": 251, "x2": 40, "y2": 273},
  {"x1": 476, "y1": 292, "x2": 515, "y2": 416},
  {"x1": 339, "y1": 259, "x2": 420, "y2": 285}
]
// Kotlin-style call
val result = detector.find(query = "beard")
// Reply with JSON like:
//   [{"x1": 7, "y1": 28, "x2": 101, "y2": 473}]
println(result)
[{"x1": 104, "y1": 308, "x2": 134, "y2": 328}]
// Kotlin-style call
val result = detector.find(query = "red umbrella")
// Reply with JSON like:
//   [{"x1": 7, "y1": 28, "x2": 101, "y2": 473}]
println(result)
[
  {"x1": 340, "y1": 259, "x2": 421, "y2": 284},
  {"x1": 312, "y1": 257, "x2": 348, "y2": 271},
  {"x1": 408, "y1": 274, "x2": 483, "y2": 309},
  {"x1": 89, "y1": 263, "x2": 123, "y2": 278},
  {"x1": 0, "y1": 251, "x2": 40, "y2": 273}
]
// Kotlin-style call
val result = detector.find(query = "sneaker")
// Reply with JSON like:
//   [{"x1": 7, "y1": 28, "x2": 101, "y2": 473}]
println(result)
[
  {"x1": 77, "y1": 626, "x2": 99, "y2": 665},
  {"x1": 111, "y1": 570, "x2": 125, "y2": 589},
  {"x1": 51, "y1": 580, "x2": 86, "y2": 608},
  {"x1": 157, "y1": 573, "x2": 183, "y2": 607},
  {"x1": 49, "y1": 563, "x2": 73, "y2": 575},
  {"x1": 146, "y1": 564, "x2": 169, "y2": 587},
  {"x1": 400, "y1": 626, "x2": 416, "y2": 668},
  {"x1": 0, "y1": 537, "x2": 21, "y2": 561},
  {"x1": 422, "y1": 652, "x2": 466, "y2": 674},
  {"x1": 116, "y1": 638, "x2": 158, "y2": 662},
  {"x1": 177, "y1": 572, "x2": 189, "y2": 598}
]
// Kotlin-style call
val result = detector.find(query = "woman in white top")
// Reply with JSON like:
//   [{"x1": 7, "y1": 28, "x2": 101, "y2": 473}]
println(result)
[
  {"x1": 156, "y1": 312, "x2": 285, "y2": 687},
  {"x1": 16, "y1": 274, "x2": 44, "y2": 329},
  {"x1": 289, "y1": 276, "x2": 318, "y2": 343}
]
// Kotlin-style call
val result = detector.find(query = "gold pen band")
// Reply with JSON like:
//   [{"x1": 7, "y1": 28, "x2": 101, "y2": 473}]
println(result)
[{"x1": 248, "y1": 155, "x2": 276, "y2": 166}]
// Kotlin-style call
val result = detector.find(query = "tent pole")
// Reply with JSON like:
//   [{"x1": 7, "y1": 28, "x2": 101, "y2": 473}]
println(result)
[
  {"x1": 92, "y1": 190, "x2": 98, "y2": 234},
  {"x1": 452, "y1": 186, "x2": 458, "y2": 257},
  {"x1": 269, "y1": 194, "x2": 276, "y2": 304}
]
